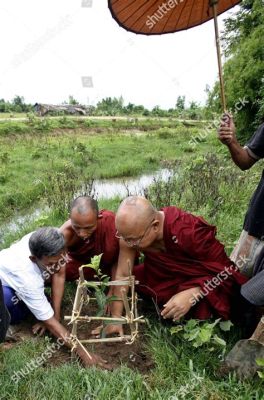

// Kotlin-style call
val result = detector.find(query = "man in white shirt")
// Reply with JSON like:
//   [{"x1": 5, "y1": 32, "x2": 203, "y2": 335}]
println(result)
[{"x1": 0, "y1": 227, "x2": 108, "y2": 368}]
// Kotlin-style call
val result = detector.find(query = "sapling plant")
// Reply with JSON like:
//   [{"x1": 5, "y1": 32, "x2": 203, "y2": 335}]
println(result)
[
  {"x1": 65, "y1": 254, "x2": 145, "y2": 349},
  {"x1": 170, "y1": 318, "x2": 233, "y2": 350},
  {"x1": 82, "y1": 254, "x2": 119, "y2": 319}
]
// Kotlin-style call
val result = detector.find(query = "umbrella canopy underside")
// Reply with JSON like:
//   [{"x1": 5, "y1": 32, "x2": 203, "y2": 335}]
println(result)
[{"x1": 108, "y1": 0, "x2": 240, "y2": 34}]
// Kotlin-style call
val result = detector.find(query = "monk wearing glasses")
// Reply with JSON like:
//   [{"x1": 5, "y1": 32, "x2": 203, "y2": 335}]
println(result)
[{"x1": 108, "y1": 196, "x2": 247, "y2": 337}]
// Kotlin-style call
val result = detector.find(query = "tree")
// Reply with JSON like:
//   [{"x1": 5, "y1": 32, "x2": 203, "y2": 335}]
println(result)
[
  {"x1": 188, "y1": 101, "x2": 202, "y2": 120},
  {"x1": 125, "y1": 102, "x2": 135, "y2": 114},
  {"x1": 0, "y1": 98, "x2": 6, "y2": 113},
  {"x1": 12, "y1": 95, "x2": 26, "y2": 112},
  {"x1": 175, "y1": 96, "x2": 185, "y2": 111},
  {"x1": 96, "y1": 96, "x2": 124, "y2": 115},
  {"x1": 207, "y1": 0, "x2": 264, "y2": 140},
  {"x1": 151, "y1": 105, "x2": 167, "y2": 117},
  {"x1": 68, "y1": 95, "x2": 79, "y2": 105}
]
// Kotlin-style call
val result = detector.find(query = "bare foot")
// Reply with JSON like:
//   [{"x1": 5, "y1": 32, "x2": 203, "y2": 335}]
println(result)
[
  {"x1": 91, "y1": 324, "x2": 123, "y2": 338},
  {"x1": 91, "y1": 324, "x2": 103, "y2": 337}
]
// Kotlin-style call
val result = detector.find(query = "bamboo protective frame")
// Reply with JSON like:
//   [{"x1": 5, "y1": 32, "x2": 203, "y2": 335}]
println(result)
[{"x1": 64, "y1": 265, "x2": 145, "y2": 358}]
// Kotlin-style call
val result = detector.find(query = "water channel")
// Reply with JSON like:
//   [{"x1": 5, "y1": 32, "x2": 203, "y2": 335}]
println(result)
[{"x1": 0, "y1": 168, "x2": 173, "y2": 245}]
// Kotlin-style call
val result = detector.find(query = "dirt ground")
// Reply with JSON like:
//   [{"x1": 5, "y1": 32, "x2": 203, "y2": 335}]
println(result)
[{"x1": 3, "y1": 300, "x2": 155, "y2": 374}]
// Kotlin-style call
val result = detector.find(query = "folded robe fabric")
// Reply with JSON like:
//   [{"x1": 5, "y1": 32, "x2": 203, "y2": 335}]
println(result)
[{"x1": 134, "y1": 207, "x2": 248, "y2": 320}]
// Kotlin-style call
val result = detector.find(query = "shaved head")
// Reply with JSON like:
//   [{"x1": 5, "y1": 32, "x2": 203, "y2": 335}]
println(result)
[
  {"x1": 70, "y1": 196, "x2": 98, "y2": 217},
  {"x1": 70, "y1": 196, "x2": 99, "y2": 240},
  {"x1": 116, "y1": 196, "x2": 157, "y2": 236}
]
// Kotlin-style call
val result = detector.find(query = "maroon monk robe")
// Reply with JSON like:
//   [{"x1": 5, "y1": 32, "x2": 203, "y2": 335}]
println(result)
[
  {"x1": 134, "y1": 207, "x2": 248, "y2": 320},
  {"x1": 65, "y1": 210, "x2": 119, "y2": 281}
]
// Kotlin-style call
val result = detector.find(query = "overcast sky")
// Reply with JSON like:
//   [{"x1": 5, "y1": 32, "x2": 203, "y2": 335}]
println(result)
[{"x1": 0, "y1": 0, "x2": 239, "y2": 109}]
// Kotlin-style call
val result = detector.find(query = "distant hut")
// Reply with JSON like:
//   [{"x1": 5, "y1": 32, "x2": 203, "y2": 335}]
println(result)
[{"x1": 34, "y1": 103, "x2": 90, "y2": 117}]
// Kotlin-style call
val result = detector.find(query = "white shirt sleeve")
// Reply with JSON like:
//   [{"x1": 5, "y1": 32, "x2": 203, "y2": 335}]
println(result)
[
  {"x1": 0, "y1": 233, "x2": 54, "y2": 321},
  {"x1": 17, "y1": 287, "x2": 54, "y2": 321}
]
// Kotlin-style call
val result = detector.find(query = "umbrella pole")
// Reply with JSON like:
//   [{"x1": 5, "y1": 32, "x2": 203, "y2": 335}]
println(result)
[{"x1": 211, "y1": 0, "x2": 227, "y2": 112}]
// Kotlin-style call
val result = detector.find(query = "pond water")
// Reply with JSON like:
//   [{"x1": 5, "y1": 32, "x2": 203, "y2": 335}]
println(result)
[
  {"x1": 0, "y1": 168, "x2": 173, "y2": 245},
  {"x1": 91, "y1": 168, "x2": 172, "y2": 199}
]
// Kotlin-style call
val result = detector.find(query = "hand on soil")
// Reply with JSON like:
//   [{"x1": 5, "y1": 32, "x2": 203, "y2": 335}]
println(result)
[
  {"x1": 91, "y1": 323, "x2": 124, "y2": 338},
  {"x1": 32, "y1": 322, "x2": 46, "y2": 336},
  {"x1": 161, "y1": 287, "x2": 198, "y2": 320},
  {"x1": 82, "y1": 352, "x2": 112, "y2": 370}
]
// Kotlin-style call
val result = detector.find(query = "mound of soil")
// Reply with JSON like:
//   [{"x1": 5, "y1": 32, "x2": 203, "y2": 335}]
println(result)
[{"x1": 3, "y1": 301, "x2": 155, "y2": 374}]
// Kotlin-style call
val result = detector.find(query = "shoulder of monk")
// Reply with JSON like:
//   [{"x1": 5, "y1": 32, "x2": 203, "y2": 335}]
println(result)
[
  {"x1": 161, "y1": 206, "x2": 184, "y2": 221},
  {"x1": 163, "y1": 207, "x2": 215, "y2": 242},
  {"x1": 60, "y1": 221, "x2": 77, "y2": 246},
  {"x1": 99, "y1": 209, "x2": 116, "y2": 221}
]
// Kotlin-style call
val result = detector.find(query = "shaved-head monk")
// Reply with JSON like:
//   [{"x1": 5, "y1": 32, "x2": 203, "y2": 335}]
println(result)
[
  {"x1": 60, "y1": 196, "x2": 119, "y2": 281},
  {"x1": 110, "y1": 196, "x2": 248, "y2": 333}
]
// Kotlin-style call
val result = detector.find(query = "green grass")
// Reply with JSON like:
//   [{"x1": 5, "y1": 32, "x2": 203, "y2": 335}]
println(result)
[
  {"x1": 0, "y1": 112, "x2": 28, "y2": 119},
  {"x1": 0, "y1": 117, "x2": 215, "y2": 222},
  {"x1": 1, "y1": 324, "x2": 264, "y2": 399}
]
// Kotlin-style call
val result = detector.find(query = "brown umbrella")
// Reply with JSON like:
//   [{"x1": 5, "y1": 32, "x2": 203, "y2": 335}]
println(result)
[{"x1": 108, "y1": 0, "x2": 241, "y2": 111}]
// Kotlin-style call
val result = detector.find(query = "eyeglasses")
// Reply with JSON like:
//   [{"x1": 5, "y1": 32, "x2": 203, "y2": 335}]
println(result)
[{"x1": 115, "y1": 218, "x2": 155, "y2": 247}]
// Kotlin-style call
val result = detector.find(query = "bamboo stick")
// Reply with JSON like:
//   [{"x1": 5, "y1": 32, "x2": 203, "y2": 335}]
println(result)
[
  {"x1": 83, "y1": 279, "x2": 139, "y2": 287},
  {"x1": 80, "y1": 335, "x2": 133, "y2": 344},
  {"x1": 121, "y1": 288, "x2": 132, "y2": 321},
  {"x1": 67, "y1": 271, "x2": 144, "y2": 356},
  {"x1": 84, "y1": 296, "x2": 131, "y2": 301},
  {"x1": 79, "y1": 266, "x2": 85, "y2": 283},
  {"x1": 134, "y1": 293, "x2": 139, "y2": 337},
  {"x1": 70, "y1": 335, "x2": 93, "y2": 360},
  {"x1": 211, "y1": 0, "x2": 227, "y2": 112},
  {"x1": 71, "y1": 285, "x2": 83, "y2": 337},
  {"x1": 64, "y1": 315, "x2": 145, "y2": 323},
  {"x1": 130, "y1": 276, "x2": 135, "y2": 316}
]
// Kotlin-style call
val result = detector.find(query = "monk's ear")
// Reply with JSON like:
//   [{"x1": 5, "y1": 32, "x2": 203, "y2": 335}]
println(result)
[
  {"x1": 29, "y1": 255, "x2": 37, "y2": 263},
  {"x1": 152, "y1": 220, "x2": 159, "y2": 231}
]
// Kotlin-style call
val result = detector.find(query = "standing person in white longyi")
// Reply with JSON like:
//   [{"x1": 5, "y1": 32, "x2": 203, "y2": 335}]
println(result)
[
  {"x1": 218, "y1": 115, "x2": 264, "y2": 276},
  {"x1": 0, "y1": 227, "x2": 108, "y2": 368}
]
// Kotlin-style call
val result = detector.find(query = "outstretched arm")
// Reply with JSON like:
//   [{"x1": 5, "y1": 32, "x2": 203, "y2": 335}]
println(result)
[
  {"x1": 51, "y1": 266, "x2": 66, "y2": 321},
  {"x1": 218, "y1": 114, "x2": 257, "y2": 170},
  {"x1": 110, "y1": 240, "x2": 137, "y2": 318},
  {"x1": 33, "y1": 266, "x2": 66, "y2": 336}
]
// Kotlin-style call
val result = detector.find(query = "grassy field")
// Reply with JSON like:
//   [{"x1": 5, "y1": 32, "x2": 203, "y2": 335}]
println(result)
[
  {"x1": 0, "y1": 116, "x2": 209, "y2": 224},
  {"x1": 0, "y1": 117, "x2": 264, "y2": 399}
]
